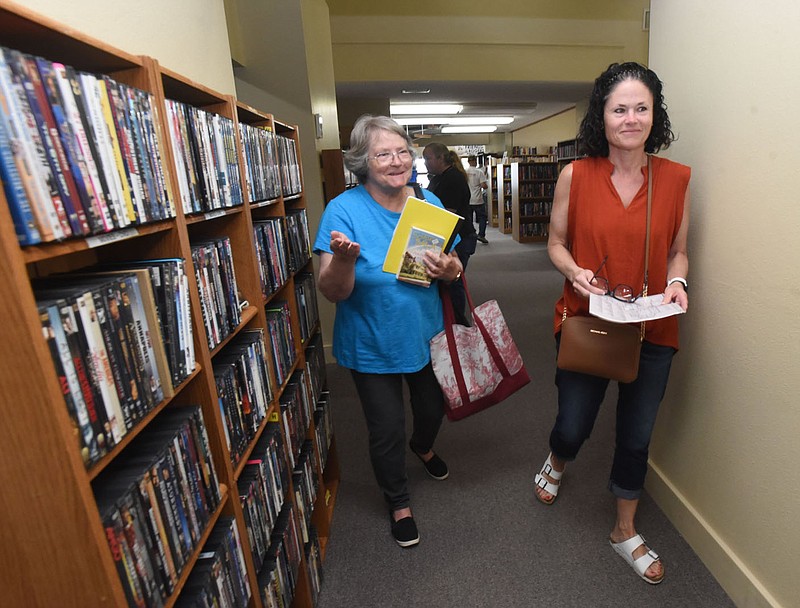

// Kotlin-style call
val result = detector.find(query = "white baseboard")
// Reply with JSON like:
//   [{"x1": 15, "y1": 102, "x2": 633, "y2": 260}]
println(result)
[{"x1": 646, "y1": 462, "x2": 781, "y2": 608}]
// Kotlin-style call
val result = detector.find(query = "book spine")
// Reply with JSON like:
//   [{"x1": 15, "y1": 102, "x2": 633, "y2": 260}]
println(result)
[
  {"x1": 92, "y1": 286, "x2": 135, "y2": 432},
  {"x1": 76, "y1": 70, "x2": 126, "y2": 228},
  {"x1": 157, "y1": 453, "x2": 192, "y2": 561},
  {"x1": 7, "y1": 49, "x2": 78, "y2": 239},
  {"x1": 34, "y1": 57, "x2": 103, "y2": 233},
  {"x1": 125, "y1": 274, "x2": 164, "y2": 407},
  {"x1": 45, "y1": 302, "x2": 98, "y2": 464},
  {"x1": 163, "y1": 99, "x2": 191, "y2": 215},
  {"x1": 127, "y1": 88, "x2": 157, "y2": 220},
  {"x1": 130, "y1": 268, "x2": 173, "y2": 399},
  {"x1": 102, "y1": 504, "x2": 147, "y2": 608},
  {"x1": 138, "y1": 90, "x2": 171, "y2": 219},
  {"x1": 0, "y1": 85, "x2": 41, "y2": 244},
  {"x1": 154, "y1": 262, "x2": 180, "y2": 386},
  {"x1": 96, "y1": 77, "x2": 136, "y2": 224},
  {"x1": 0, "y1": 48, "x2": 58, "y2": 241},
  {"x1": 51, "y1": 62, "x2": 114, "y2": 231},
  {"x1": 164, "y1": 440, "x2": 197, "y2": 552},
  {"x1": 57, "y1": 299, "x2": 110, "y2": 455},
  {"x1": 117, "y1": 489, "x2": 163, "y2": 606},
  {"x1": 76, "y1": 289, "x2": 125, "y2": 444},
  {"x1": 140, "y1": 470, "x2": 178, "y2": 590},
  {"x1": 104, "y1": 279, "x2": 147, "y2": 422},
  {"x1": 175, "y1": 425, "x2": 206, "y2": 532},
  {"x1": 22, "y1": 54, "x2": 90, "y2": 235},
  {"x1": 107, "y1": 79, "x2": 146, "y2": 223},
  {"x1": 149, "y1": 458, "x2": 186, "y2": 576}
]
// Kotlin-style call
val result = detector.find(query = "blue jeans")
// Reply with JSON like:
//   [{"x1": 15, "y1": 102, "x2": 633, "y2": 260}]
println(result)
[
  {"x1": 551, "y1": 336, "x2": 676, "y2": 500},
  {"x1": 350, "y1": 363, "x2": 445, "y2": 511}
]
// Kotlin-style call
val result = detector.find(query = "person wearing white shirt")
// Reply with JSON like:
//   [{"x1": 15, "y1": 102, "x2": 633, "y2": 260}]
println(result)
[{"x1": 466, "y1": 155, "x2": 489, "y2": 243}]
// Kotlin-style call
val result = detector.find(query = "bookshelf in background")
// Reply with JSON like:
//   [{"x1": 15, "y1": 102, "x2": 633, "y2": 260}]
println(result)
[
  {"x1": 510, "y1": 158, "x2": 558, "y2": 243},
  {"x1": 496, "y1": 162, "x2": 512, "y2": 234},
  {"x1": 319, "y1": 148, "x2": 356, "y2": 205},
  {"x1": 506, "y1": 145, "x2": 539, "y2": 163},
  {"x1": 557, "y1": 138, "x2": 579, "y2": 173},
  {"x1": 0, "y1": 2, "x2": 336, "y2": 607},
  {"x1": 485, "y1": 157, "x2": 500, "y2": 228}
]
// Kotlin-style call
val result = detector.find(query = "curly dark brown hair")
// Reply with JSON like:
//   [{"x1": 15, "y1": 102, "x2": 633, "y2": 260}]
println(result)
[{"x1": 577, "y1": 62, "x2": 675, "y2": 157}]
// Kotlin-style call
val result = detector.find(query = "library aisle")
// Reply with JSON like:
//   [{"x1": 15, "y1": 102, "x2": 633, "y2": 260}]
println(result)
[{"x1": 314, "y1": 227, "x2": 735, "y2": 608}]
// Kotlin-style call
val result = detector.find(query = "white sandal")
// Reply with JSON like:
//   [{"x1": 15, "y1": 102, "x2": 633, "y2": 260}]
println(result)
[
  {"x1": 534, "y1": 453, "x2": 563, "y2": 505},
  {"x1": 609, "y1": 533, "x2": 664, "y2": 584}
]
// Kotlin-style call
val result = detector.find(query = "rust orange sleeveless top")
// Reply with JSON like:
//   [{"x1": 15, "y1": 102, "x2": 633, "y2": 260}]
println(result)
[{"x1": 553, "y1": 156, "x2": 691, "y2": 350}]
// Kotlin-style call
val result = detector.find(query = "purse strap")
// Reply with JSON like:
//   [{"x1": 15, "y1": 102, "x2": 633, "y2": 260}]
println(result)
[
  {"x1": 643, "y1": 156, "x2": 652, "y2": 298},
  {"x1": 638, "y1": 156, "x2": 653, "y2": 340}
]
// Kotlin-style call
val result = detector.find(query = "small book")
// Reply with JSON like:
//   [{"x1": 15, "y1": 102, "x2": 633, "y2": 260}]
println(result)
[
  {"x1": 396, "y1": 226, "x2": 445, "y2": 287},
  {"x1": 383, "y1": 196, "x2": 462, "y2": 275}
]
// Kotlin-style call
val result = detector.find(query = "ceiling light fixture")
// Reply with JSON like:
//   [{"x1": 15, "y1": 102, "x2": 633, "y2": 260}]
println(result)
[
  {"x1": 394, "y1": 116, "x2": 513, "y2": 126},
  {"x1": 390, "y1": 103, "x2": 463, "y2": 115},
  {"x1": 441, "y1": 125, "x2": 497, "y2": 134},
  {"x1": 401, "y1": 88, "x2": 431, "y2": 94}
]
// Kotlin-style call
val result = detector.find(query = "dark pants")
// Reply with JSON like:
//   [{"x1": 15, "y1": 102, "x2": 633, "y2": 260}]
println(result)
[
  {"x1": 350, "y1": 363, "x2": 445, "y2": 511},
  {"x1": 550, "y1": 336, "x2": 676, "y2": 500},
  {"x1": 471, "y1": 202, "x2": 488, "y2": 237}
]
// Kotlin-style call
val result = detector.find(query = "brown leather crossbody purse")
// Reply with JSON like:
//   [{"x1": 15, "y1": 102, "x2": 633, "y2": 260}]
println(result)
[{"x1": 556, "y1": 158, "x2": 652, "y2": 383}]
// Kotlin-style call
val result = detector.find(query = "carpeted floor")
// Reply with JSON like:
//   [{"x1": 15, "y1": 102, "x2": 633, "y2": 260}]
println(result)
[{"x1": 314, "y1": 226, "x2": 734, "y2": 608}]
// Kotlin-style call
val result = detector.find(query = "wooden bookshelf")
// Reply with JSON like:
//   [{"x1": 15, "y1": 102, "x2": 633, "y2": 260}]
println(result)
[
  {"x1": 486, "y1": 160, "x2": 499, "y2": 228},
  {"x1": 0, "y1": 2, "x2": 336, "y2": 607},
  {"x1": 320, "y1": 148, "x2": 358, "y2": 205},
  {"x1": 557, "y1": 138, "x2": 579, "y2": 173},
  {"x1": 510, "y1": 160, "x2": 558, "y2": 243},
  {"x1": 496, "y1": 162, "x2": 513, "y2": 234}
]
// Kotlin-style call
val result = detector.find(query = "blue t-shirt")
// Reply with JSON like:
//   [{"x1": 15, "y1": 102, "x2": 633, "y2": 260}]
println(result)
[{"x1": 313, "y1": 186, "x2": 452, "y2": 374}]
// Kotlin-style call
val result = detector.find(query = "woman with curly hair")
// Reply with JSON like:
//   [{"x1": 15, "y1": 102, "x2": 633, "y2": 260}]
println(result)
[{"x1": 533, "y1": 62, "x2": 691, "y2": 584}]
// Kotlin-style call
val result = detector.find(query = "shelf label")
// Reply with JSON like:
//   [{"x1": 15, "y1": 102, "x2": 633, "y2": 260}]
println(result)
[
  {"x1": 268, "y1": 411, "x2": 280, "y2": 422},
  {"x1": 86, "y1": 228, "x2": 139, "y2": 248},
  {"x1": 204, "y1": 210, "x2": 227, "y2": 221}
]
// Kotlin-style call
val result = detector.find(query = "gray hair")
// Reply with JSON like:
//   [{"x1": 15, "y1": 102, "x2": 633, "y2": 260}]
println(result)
[{"x1": 344, "y1": 115, "x2": 415, "y2": 184}]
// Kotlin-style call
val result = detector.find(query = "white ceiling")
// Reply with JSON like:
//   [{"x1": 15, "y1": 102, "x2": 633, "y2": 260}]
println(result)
[{"x1": 335, "y1": 79, "x2": 593, "y2": 135}]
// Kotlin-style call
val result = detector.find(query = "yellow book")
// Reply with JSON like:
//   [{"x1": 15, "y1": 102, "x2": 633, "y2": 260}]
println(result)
[{"x1": 383, "y1": 196, "x2": 462, "y2": 275}]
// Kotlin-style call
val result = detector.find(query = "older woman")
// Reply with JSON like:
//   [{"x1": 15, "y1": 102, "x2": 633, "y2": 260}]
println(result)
[
  {"x1": 535, "y1": 63, "x2": 690, "y2": 584},
  {"x1": 314, "y1": 115, "x2": 462, "y2": 548}
]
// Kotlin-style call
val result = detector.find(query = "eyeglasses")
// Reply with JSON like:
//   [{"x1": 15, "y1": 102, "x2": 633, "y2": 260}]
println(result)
[
  {"x1": 591, "y1": 256, "x2": 642, "y2": 303},
  {"x1": 369, "y1": 149, "x2": 412, "y2": 165}
]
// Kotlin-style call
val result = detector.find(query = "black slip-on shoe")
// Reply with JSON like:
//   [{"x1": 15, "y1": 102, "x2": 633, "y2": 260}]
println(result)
[
  {"x1": 411, "y1": 446, "x2": 449, "y2": 480},
  {"x1": 390, "y1": 514, "x2": 420, "y2": 547}
]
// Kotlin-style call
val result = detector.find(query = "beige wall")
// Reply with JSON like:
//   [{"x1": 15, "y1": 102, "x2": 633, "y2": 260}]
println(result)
[
  {"x1": 224, "y1": 0, "x2": 339, "y2": 349},
  {"x1": 647, "y1": 2, "x2": 800, "y2": 607},
  {"x1": 512, "y1": 108, "x2": 580, "y2": 154},
  {"x1": 330, "y1": 12, "x2": 648, "y2": 83},
  {"x1": 22, "y1": 0, "x2": 235, "y2": 95}
]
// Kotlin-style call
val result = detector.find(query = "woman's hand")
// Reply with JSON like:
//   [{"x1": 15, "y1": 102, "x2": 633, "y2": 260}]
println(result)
[
  {"x1": 318, "y1": 231, "x2": 360, "y2": 303},
  {"x1": 423, "y1": 250, "x2": 462, "y2": 282},
  {"x1": 330, "y1": 230, "x2": 360, "y2": 260},
  {"x1": 571, "y1": 267, "x2": 607, "y2": 299},
  {"x1": 663, "y1": 282, "x2": 688, "y2": 311}
]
